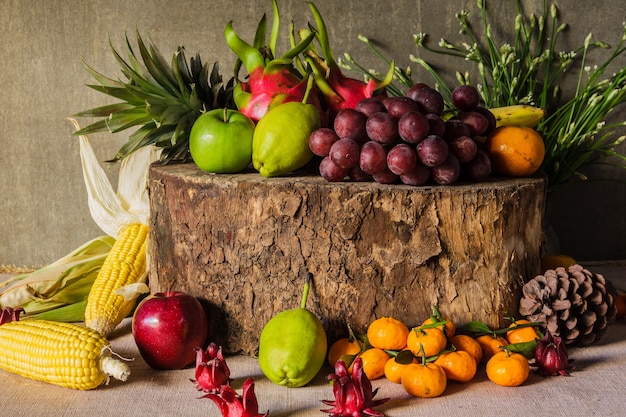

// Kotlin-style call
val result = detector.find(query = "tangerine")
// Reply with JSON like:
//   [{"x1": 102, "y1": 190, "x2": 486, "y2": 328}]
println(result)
[
  {"x1": 506, "y1": 319, "x2": 540, "y2": 345},
  {"x1": 486, "y1": 350, "x2": 530, "y2": 387},
  {"x1": 434, "y1": 350, "x2": 477, "y2": 383},
  {"x1": 354, "y1": 347, "x2": 390, "y2": 380},
  {"x1": 401, "y1": 362, "x2": 447, "y2": 398},
  {"x1": 327, "y1": 337, "x2": 362, "y2": 367},
  {"x1": 383, "y1": 352, "x2": 418, "y2": 384},
  {"x1": 406, "y1": 327, "x2": 448, "y2": 358},
  {"x1": 367, "y1": 316, "x2": 410, "y2": 350},
  {"x1": 486, "y1": 125, "x2": 545, "y2": 177},
  {"x1": 450, "y1": 334, "x2": 483, "y2": 364},
  {"x1": 475, "y1": 334, "x2": 508, "y2": 364},
  {"x1": 421, "y1": 316, "x2": 455, "y2": 338}
]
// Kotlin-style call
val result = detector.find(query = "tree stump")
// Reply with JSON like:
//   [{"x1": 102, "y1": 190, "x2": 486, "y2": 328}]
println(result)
[{"x1": 148, "y1": 163, "x2": 546, "y2": 355}]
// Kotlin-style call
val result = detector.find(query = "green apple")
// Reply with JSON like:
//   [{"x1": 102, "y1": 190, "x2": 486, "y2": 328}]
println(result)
[{"x1": 189, "y1": 108, "x2": 255, "y2": 173}]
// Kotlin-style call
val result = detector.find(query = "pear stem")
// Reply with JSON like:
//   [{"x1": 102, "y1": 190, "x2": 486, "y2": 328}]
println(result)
[{"x1": 300, "y1": 272, "x2": 312, "y2": 309}]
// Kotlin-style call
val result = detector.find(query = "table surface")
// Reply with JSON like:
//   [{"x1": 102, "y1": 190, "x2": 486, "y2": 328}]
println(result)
[{"x1": 1, "y1": 263, "x2": 625, "y2": 417}]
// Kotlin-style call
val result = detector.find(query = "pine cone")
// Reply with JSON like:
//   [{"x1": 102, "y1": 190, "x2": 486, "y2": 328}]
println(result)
[{"x1": 519, "y1": 264, "x2": 618, "y2": 346}]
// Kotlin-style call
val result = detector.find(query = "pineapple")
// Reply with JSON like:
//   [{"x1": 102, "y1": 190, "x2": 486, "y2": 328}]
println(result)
[{"x1": 73, "y1": 31, "x2": 235, "y2": 163}]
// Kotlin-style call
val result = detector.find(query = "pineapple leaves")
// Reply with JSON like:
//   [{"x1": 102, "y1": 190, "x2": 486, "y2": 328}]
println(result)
[{"x1": 74, "y1": 29, "x2": 235, "y2": 163}]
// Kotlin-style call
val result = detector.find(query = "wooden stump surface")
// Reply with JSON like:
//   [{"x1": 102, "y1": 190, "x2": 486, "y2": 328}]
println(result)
[{"x1": 148, "y1": 163, "x2": 546, "y2": 355}]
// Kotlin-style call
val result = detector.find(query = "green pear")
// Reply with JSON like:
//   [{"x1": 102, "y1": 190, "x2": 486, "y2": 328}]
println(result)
[
  {"x1": 252, "y1": 100, "x2": 320, "y2": 177},
  {"x1": 258, "y1": 273, "x2": 327, "y2": 388}
]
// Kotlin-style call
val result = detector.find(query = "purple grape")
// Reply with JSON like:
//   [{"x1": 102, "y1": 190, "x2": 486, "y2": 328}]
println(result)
[
  {"x1": 474, "y1": 106, "x2": 497, "y2": 136},
  {"x1": 406, "y1": 82, "x2": 431, "y2": 101},
  {"x1": 398, "y1": 111, "x2": 430, "y2": 144},
  {"x1": 387, "y1": 143, "x2": 417, "y2": 175},
  {"x1": 372, "y1": 167, "x2": 398, "y2": 184},
  {"x1": 359, "y1": 140, "x2": 388, "y2": 175},
  {"x1": 458, "y1": 111, "x2": 490, "y2": 136},
  {"x1": 431, "y1": 154, "x2": 461, "y2": 185},
  {"x1": 319, "y1": 156, "x2": 349, "y2": 182},
  {"x1": 400, "y1": 161, "x2": 431, "y2": 186},
  {"x1": 334, "y1": 108, "x2": 367, "y2": 143},
  {"x1": 366, "y1": 111, "x2": 399, "y2": 144},
  {"x1": 444, "y1": 119, "x2": 471, "y2": 141},
  {"x1": 309, "y1": 128, "x2": 339, "y2": 157},
  {"x1": 355, "y1": 97, "x2": 387, "y2": 117},
  {"x1": 464, "y1": 150, "x2": 492, "y2": 182},
  {"x1": 451, "y1": 85, "x2": 480, "y2": 111},
  {"x1": 384, "y1": 96, "x2": 420, "y2": 119},
  {"x1": 411, "y1": 87, "x2": 444, "y2": 115},
  {"x1": 348, "y1": 164, "x2": 371, "y2": 182},
  {"x1": 329, "y1": 138, "x2": 360, "y2": 169},
  {"x1": 426, "y1": 113, "x2": 446, "y2": 137},
  {"x1": 448, "y1": 135, "x2": 478, "y2": 163},
  {"x1": 416, "y1": 135, "x2": 448, "y2": 167}
]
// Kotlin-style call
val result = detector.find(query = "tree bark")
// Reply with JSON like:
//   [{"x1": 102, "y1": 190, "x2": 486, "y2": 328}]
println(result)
[{"x1": 149, "y1": 163, "x2": 546, "y2": 355}]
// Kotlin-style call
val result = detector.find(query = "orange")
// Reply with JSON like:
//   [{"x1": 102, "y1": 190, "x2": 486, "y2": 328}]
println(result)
[
  {"x1": 475, "y1": 334, "x2": 508, "y2": 364},
  {"x1": 434, "y1": 350, "x2": 477, "y2": 383},
  {"x1": 450, "y1": 334, "x2": 483, "y2": 364},
  {"x1": 383, "y1": 352, "x2": 418, "y2": 384},
  {"x1": 486, "y1": 125, "x2": 545, "y2": 177},
  {"x1": 327, "y1": 337, "x2": 362, "y2": 367},
  {"x1": 401, "y1": 362, "x2": 447, "y2": 398},
  {"x1": 486, "y1": 350, "x2": 530, "y2": 387},
  {"x1": 506, "y1": 319, "x2": 540, "y2": 345},
  {"x1": 422, "y1": 316, "x2": 455, "y2": 339},
  {"x1": 406, "y1": 327, "x2": 448, "y2": 358},
  {"x1": 354, "y1": 347, "x2": 390, "y2": 380},
  {"x1": 541, "y1": 253, "x2": 577, "y2": 273},
  {"x1": 367, "y1": 316, "x2": 410, "y2": 350}
]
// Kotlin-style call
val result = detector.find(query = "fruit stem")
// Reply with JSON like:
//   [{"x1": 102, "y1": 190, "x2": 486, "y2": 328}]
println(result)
[
  {"x1": 222, "y1": 107, "x2": 228, "y2": 123},
  {"x1": 300, "y1": 272, "x2": 312, "y2": 309}
]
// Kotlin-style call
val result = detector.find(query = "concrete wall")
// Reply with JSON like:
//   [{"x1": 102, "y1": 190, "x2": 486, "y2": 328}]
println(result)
[{"x1": 1, "y1": 0, "x2": 624, "y2": 267}]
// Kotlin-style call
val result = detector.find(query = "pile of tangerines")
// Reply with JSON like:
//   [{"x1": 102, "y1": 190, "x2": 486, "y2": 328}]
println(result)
[{"x1": 327, "y1": 307, "x2": 541, "y2": 398}]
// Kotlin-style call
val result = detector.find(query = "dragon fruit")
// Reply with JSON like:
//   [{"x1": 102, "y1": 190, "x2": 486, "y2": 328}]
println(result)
[
  {"x1": 203, "y1": 378, "x2": 268, "y2": 417},
  {"x1": 192, "y1": 342, "x2": 232, "y2": 393},
  {"x1": 533, "y1": 330, "x2": 574, "y2": 376},
  {"x1": 321, "y1": 358, "x2": 389, "y2": 417},
  {"x1": 224, "y1": 0, "x2": 322, "y2": 124},
  {"x1": 305, "y1": 2, "x2": 394, "y2": 123}
]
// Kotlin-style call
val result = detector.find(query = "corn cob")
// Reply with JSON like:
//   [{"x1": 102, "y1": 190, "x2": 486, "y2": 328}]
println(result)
[
  {"x1": 84, "y1": 223, "x2": 149, "y2": 336},
  {"x1": 0, "y1": 319, "x2": 130, "y2": 390}
]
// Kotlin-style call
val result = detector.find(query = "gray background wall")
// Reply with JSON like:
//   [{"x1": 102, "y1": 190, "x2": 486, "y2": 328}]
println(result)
[{"x1": 1, "y1": 0, "x2": 624, "y2": 267}]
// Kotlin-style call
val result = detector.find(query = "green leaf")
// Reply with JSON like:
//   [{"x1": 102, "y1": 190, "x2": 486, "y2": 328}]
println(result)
[
  {"x1": 507, "y1": 340, "x2": 537, "y2": 359},
  {"x1": 458, "y1": 320, "x2": 494, "y2": 335}
]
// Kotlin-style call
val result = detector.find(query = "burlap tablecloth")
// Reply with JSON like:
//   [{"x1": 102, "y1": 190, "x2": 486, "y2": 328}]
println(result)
[{"x1": 1, "y1": 264, "x2": 624, "y2": 417}]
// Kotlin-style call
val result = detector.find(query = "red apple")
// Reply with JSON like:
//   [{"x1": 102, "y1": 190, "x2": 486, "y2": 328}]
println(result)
[{"x1": 132, "y1": 291, "x2": 209, "y2": 370}]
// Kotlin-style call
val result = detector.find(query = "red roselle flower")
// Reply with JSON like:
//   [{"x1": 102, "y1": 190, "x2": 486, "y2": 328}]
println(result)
[
  {"x1": 534, "y1": 330, "x2": 574, "y2": 376},
  {"x1": 0, "y1": 307, "x2": 24, "y2": 325},
  {"x1": 321, "y1": 358, "x2": 389, "y2": 417},
  {"x1": 203, "y1": 378, "x2": 268, "y2": 417},
  {"x1": 192, "y1": 343, "x2": 232, "y2": 393},
  {"x1": 305, "y1": 3, "x2": 394, "y2": 123}
]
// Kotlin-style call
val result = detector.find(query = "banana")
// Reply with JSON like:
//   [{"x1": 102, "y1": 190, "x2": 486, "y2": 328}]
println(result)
[{"x1": 489, "y1": 104, "x2": 545, "y2": 128}]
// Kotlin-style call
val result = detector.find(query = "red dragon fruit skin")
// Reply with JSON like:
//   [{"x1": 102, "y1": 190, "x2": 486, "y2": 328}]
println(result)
[
  {"x1": 224, "y1": 0, "x2": 323, "y2": 124},
  {"x1": 305, "y1": 2, "x2": 395, "y2": 123}
]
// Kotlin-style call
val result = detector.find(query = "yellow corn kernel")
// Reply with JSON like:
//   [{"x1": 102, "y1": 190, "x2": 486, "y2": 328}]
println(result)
[
  {"x1": 0, "y1": 319, "x2": 130, "y2": 390},
  {"x1": 84, "y1": 223, "x2": 149, "y2": 336}
]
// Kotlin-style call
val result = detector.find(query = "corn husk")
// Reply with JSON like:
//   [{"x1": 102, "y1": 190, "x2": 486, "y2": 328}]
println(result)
[{"x1": 0, "y1": 235, "x2": 115, "y2": 320}]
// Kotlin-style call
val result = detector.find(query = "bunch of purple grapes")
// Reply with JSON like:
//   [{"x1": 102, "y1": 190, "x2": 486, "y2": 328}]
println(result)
[{"x1": 309, "y1": 83, "x2": 495, "y2": 185}]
